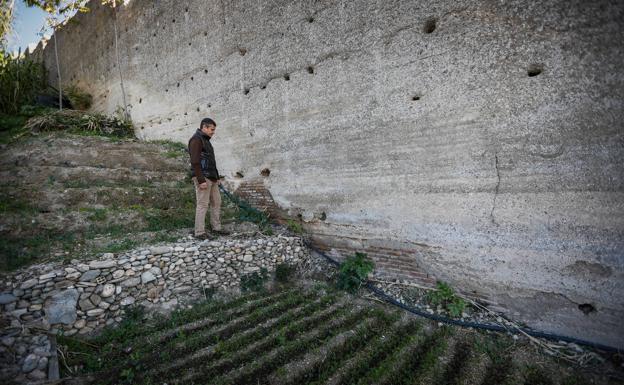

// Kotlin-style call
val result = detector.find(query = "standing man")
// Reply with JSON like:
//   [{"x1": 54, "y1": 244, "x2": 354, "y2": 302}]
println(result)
[{"x1": 188, "y1": 118, "x2": 228, "y2": 239}]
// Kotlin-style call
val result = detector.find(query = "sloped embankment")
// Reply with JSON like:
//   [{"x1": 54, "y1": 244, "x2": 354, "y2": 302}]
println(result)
[
  {"x1": 0, "y1": 132, "x2": 236, "y2": 271},
  {"x1": 59, "y1": 285, "x2": 597, "y2": 385}
]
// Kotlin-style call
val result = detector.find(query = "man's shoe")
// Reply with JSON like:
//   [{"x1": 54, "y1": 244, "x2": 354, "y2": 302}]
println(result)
[
  {"x1": 212, "y1": 229, "x2": 231, "y2": 236},
  {"x1": 194, "y1": 233, "x2": 213, "y2": 240}
]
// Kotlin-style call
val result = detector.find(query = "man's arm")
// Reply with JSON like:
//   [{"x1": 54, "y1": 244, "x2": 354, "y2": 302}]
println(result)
[{"x1": 189, "y1": 138, "x2": 206, "y2": 184}]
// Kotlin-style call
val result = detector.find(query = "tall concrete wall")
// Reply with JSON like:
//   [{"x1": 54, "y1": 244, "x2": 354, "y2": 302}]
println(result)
[{"x1": 34, "y1": 0, "x2": 624, "y2": 347}]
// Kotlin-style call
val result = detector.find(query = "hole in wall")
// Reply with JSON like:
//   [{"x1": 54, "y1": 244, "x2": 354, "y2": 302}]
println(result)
[
  {"x1": 411, "y1": 95, "x2": 421, "y2": 101},
  {"x1": 260, "y1": 85, "x2": 266, "y2": 90},
  {"x1": 172, "y1": 19, "x2": 175, "y2": 23},
  {"x1": 153, "y1": 33, "x2": 156, "y2": 37},
  {"x1": 297, "y1": 213, "x2": 303, "y2": 219},
  {"x1": 188, "y1": 42, "x2": 191, "y2": 46},
  {"x1": 320, "y1": 212, "x2": 327, "y2": 221},
  {"x1": 423, "y1": 17, "x2": 437, "y2": 33},
  {"x1": 207, "y1": 103, "x2": 211, "y2": 108},
  {"x1": 235, "y1": 171, "x2": 244, "y2": 178},
  {"x1": 244, "y1": 88, "x2": 250, "y2": 95},
  {"x1": 162, "y1": 26, "x2": 165, "y2": 30},
  {"x1": 239, "y1": 48, "x2": 247, "y2": 56},
  {"x1": 141, "y1": 126, "x2": 144, "y2": 130},
  {"x1": 284, "y1": 74, "x2": 290, "y2": 81},
  {"x1": 196, "y1": 107, "x2": 200, "y2": 112},
  {"x1": 177, "y1": 82, "x2": 180, "y2": 87},
  {"x1": 185, "y1": 7, "x2": 188, "y2": 12},
  {"x1": 165, "y1": 89, "x2": 168, "y2": 92},
  {"x1": 578, "y1": 303, "x2": 596, "y2": 315},
  {"x1": 260, "y1": 168, "x2": 271, "y2": 177},
  {"x1": 155, "y1": 63, "x2": 158, "y2": 67},
  {"x1": 168, "y1": 118, "x2": 172, "y2": 121},
  {"x1": 307, "y1": 66, "x2": 314, "y2": 74},
  {"x1": 191, "y1": 76, "x2": 194, "y2": 81},
  {"x1": 308, "y1": 17, "x2": 314, "y2": 23},
  {"x1": 135, "y1": 47, "x2": 139, "y2": 51},
  {"x1": 184, "y1": 112, "x2": 188, "y2": 115},
  {"x1": 204, "y1": 31, "x2": 207, "y2": 36},
  {"x1": 204, "y1": 69, "x2": 208, "y2": 74},
  {"x1": 139, "y1": 98, "x2": 142, "y2": 104},
  {"x1": 527, "y1": 64, "x2": 543, "y2": 77}
]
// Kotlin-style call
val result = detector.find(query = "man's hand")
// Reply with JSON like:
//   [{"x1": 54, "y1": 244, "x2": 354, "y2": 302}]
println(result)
[{"x1": 199, "y1": 182, "x2": 208, "y2": 190}]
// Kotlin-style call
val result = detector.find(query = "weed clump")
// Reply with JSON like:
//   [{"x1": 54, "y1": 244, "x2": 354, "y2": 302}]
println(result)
[
  {"x1": 64, "y1": 84, "x2": 93, "y2": 110},
  {"x1": 286, "y1": 218, "x2": 303, "y2": 234},
  {"x1": 427, "y1": 281, "x2": 466, "y2": 317},
  {"x1": 275, "y1": 263, "x2": 296, "y2": 283},
  {"x1": 240, "y1": 267, "x2": 269, "y2": 292},
  {"x1": 336, "y1": 252, "x2": 374, "y2": 293},
  {"x1": 25, "y1": 109, "x2": 134, "y2": 138}
]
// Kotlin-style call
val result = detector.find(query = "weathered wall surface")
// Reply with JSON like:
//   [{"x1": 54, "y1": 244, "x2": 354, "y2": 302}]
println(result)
[{"x1": 33, "y1": 0, "x2": 624, "y2": 347}]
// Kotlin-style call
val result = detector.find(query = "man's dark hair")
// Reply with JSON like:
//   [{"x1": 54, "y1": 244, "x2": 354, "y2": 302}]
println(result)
[{"x1": 200, "y1": 117, "x2": 216, "y2": 129}]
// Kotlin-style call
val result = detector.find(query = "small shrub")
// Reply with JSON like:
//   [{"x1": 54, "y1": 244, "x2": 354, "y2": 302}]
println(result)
[
  {"x1": 286, "y1": 219, "x2": 303, "y2": 234},
  {"x1": 275, "y1": 263, "x2": 295, "y2": 283},
  {"x1": 240, "y1": 267, "x2": 269, "y2": 292},
  {"x1": 64, "y1": 84, "x2": 93, "y2": 110},
  {"x1": 427, "y1": 281, "x2": 466, "y2": 317},
  {"x1": 336, "y1": 252, "x2": 374, "y2": 293}
]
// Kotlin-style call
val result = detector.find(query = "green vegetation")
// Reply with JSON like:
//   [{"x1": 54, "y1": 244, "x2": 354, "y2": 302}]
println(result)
[
  {"x1": 64, "y1": 84, "x2": 92, "y2": 110},
  {"x1": 286, "y1": 218, "x2": 303, "y2": 234},
  {"x1": 0, "y1": 53, "x2": 47, "y2": 114},
  {"x1": 25, "y1": 109, "x2": 134, "y2": 137},
  {"x1": 240, "y1": 267, "x2": 269, "y2": 292},
  {"x1": 336, "y1": 252, "x2": 374, "y2": 293},
  {"x1": 54, "y1": 285, "x2": 594, "y2": 385},
  {"x1": 427, "y1": 281, "x2": 467, "y2": 318},
  {"x1": 275, "y1": 263, "x2": 296, "y2": 283},
  {"x1": 149, "y1": 139, "x2": 186, "y2": 152}
]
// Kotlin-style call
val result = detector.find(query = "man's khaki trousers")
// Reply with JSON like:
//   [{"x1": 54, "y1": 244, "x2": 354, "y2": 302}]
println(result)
[{"x1": 192, "y1": 177, "x2": 221, "y2": 235}]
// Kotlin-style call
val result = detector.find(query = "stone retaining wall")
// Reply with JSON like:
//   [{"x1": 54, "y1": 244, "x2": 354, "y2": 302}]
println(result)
[{"x1": 0, "y1": 235, "x2": 307, "y2": 383}]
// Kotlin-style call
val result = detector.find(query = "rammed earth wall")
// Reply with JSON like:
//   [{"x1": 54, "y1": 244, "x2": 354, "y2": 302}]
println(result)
[{"x1": 29, "y1": 0, "x2": 624, "y2": 347}]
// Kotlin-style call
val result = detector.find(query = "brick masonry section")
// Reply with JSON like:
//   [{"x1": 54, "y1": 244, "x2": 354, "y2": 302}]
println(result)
[
  {"x1": 231, "y1": 183, "x2": 499, "y2": 306},
  {"x1": 233, "y1": 179, "x2": 283, "y2": 219}
]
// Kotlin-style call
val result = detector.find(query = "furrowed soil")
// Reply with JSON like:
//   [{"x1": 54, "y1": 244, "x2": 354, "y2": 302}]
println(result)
[{"x1": 56, "y1": 284, "x2": 621, "y2": 385}]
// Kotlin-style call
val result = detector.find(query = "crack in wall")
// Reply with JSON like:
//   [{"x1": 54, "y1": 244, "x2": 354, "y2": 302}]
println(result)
[{"x1": 490, "y1": 152, "x2": 501, "y2": 225}]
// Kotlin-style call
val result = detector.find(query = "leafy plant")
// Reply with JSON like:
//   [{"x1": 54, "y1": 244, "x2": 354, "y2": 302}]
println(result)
[
  {"x1": 427, "y1": 281, "x2": 466, "y2": 317},
  {"x1": 25, "y1": 109, "x2": 134, "y2": 137},
  {"x1": 275, "y1": 263, "x2": 295, "y2": 283},
  {"x1": 286, "y1": 219, "x2": 303, "y2": 234},
  {"x1": 336, "y1": 252, "x2": 374, "y2": 293},
  {"x1": 64, "y1": 84, "x2": 92, "y2": 110},
  {"x1": 0, "y1": 53, "x2": 47, "y2": 114},
  {"x1": 240, "y1": 267, "x2": 269, "y2": 292}
]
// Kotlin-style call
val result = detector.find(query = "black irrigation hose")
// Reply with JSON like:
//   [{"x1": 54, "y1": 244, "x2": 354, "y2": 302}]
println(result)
[
  {"x1": 305, "y1": 242, "x2": 621, "y2": 354},
  {"x1": 218, "y1": 186, "x2": 621, "y2": 354}
]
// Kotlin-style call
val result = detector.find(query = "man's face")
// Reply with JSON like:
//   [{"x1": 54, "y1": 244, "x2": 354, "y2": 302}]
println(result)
[{"x1": 201, "y1": 124, "x2": 216, "y2": 137}]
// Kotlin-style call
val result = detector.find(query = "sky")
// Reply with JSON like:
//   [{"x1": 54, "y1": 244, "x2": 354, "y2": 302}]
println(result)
[{"x1": 7, "y1": 0, "x2": 50, "y2": 54}]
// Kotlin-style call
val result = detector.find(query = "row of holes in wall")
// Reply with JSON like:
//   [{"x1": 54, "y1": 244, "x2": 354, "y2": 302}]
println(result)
[
  {"x1": 75, "y1": 14, "x2": 543, "y2": 103},
  {"x1": 235, "y1": 169, "x2": 270, "y2": 178},
  {"x1": 125, "y1": 14, "x2": 542, "y2": 125}
]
